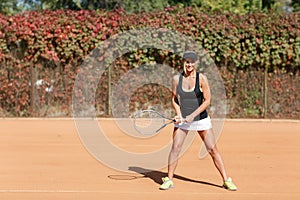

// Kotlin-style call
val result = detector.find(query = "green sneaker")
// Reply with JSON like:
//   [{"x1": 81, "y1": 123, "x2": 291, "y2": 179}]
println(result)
[
  {"x1": 159, "y1": 177, "x2": 174, "y2": 190},
  {"x1": 223, "y1": 177, "x2": 237, "y2": 191}
]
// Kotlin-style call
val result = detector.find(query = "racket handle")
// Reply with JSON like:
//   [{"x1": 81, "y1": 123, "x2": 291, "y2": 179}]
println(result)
[
  {"x1": 173, "y1": 118, "x2": 186, "y2": 124},
  {"x1": 179, "y1": 118, "x2": 186, "y2": 125}
]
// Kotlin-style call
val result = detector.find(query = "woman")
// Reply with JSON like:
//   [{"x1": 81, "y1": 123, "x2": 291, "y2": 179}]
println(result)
[{"x1": 159, "y1": 51, "x2": 237, "y2": 191}]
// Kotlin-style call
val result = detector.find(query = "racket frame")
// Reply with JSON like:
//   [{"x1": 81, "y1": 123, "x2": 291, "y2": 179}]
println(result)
[{"x1": 133, "y1": 109, "x2": 176, "y2": 135}]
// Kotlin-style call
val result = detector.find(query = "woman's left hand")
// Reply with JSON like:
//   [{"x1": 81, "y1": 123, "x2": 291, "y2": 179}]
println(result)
[{"x1": 185, "y1": 114, "x2": 194, "y2": 123}]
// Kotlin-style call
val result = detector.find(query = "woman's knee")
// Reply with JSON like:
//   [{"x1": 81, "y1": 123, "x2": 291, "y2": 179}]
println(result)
[
  {"x1": 208, "y1": 146, "x2": 219, "y2": 157},
  {"x1": 171, "y1": 129, "x2": 187, "y2": 155},
  {"x1": 171, "y1": 143, "x2": 182, "y2": 155}
]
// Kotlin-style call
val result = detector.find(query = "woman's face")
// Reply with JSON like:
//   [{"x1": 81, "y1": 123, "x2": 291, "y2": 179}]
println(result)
[{"x1": 184, "y1": 58, "x2": 197, "y2": 73}]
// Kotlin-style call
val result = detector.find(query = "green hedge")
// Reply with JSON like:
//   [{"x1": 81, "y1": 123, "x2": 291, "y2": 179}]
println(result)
[{"x1": 0, "y1": 7, "x2": 299, "y2": 117}]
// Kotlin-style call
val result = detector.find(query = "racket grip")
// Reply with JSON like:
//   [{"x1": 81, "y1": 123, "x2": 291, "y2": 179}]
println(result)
[
  {"x1": 173, "y1": 118, "x2": 186, "y2": 124},
  {"x1": 179, "y1": 118, "x2": 186, "y2": 125}
]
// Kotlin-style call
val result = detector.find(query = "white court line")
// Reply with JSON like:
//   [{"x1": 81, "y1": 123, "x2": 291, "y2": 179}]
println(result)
[
  {"x1": 0, "y1": 189, "x2": 98, "y2": 193},
  {"x1": 0, "y1": 118, "x2": 299, "y2": 123},
  {"x1": 0, "y1": 189, "x2": 299, "y2": 195}
]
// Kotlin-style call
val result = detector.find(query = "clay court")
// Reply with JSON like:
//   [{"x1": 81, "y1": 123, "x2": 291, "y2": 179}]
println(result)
[{"x1": 0, "y1": 118, "x2": 299, "y2": 200}]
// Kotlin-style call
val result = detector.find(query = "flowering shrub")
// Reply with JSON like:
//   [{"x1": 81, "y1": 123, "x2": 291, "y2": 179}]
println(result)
[{"x1": 0, "y1": 7, "x2": 299, "y2": 117}]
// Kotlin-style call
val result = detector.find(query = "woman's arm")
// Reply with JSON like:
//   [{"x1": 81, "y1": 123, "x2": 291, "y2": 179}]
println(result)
[
  {"x1": 185, "y1": 73, "x2": 211, "y2": 122},
  {"x1": 171, "y1": 75, "x2": 182, "y2": 123}
]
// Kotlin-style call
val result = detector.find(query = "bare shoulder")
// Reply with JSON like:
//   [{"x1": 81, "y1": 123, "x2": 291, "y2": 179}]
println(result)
[
  {"x1": 199, "y1": 73, "x2": 208, "y2": 83},
  {"x1": 199, "y1": 73, "x2": 209, "y2": 88},
  {"x1": 172, "y1": 74, "x2": 180, "y2": 83}
]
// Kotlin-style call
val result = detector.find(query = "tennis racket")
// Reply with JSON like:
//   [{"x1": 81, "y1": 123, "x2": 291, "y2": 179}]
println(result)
[{"x1": 133, "y1": 110, "x2": 176, "y2": 135}]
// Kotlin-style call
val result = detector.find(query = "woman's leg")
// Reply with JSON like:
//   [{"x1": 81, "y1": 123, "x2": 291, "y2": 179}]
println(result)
[
  {"x1": 167, "y1": 127, "x2": 188, "y2": 179},
  {"x1": 198, "y1": 129, "x2": 228, "y2": 181}
]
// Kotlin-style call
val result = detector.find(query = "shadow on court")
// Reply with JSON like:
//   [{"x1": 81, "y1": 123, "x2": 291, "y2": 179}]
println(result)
[{"x1": 126, "y1": 166, "x2": 222, "y2": 188}]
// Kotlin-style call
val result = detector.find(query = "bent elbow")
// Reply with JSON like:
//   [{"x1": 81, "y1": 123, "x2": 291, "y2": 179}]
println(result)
[{"x1": 204, "y1": 99, "x2": 211, "y2": 107}]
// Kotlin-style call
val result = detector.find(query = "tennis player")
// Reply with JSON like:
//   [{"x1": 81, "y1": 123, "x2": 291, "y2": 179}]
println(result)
[{"x1": 159, "y1": 51, "x2": 237, "y2": 191}]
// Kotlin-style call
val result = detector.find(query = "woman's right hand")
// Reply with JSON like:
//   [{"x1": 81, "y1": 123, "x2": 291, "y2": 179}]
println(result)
[{"x1": 174, "y1": 116, "x2": 184, "y2": 124}]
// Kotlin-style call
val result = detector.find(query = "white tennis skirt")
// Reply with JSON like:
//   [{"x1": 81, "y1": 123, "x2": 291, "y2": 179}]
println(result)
[{"x1": 174, "y1": 116, "x2": 212, "y2": 131}]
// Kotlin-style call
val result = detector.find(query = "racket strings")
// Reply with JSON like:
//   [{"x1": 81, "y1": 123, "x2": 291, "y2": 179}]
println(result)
[
  {"x1": 134, "y1": 111, "x2": 166, "y2": 135},
  {"x1": 134, "y1": 112, "x2": 155, "y2": 127}
]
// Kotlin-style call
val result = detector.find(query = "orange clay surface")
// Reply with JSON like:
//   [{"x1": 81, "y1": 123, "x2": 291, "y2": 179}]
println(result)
[{"x1": 0, "y1": 118, "x2": 299, "y2": 200}]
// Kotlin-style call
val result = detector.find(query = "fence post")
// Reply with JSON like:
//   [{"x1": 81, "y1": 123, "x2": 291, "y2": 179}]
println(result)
[
  {"x1": 29, "y1": 65, "x2": 37, "y2": 117},
  {"x1": 108, "y1": 64, "x2": 112, "y2": 116},
  {"x1": 263, "y1": 67, "x2": 268, "y2": 118}
]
